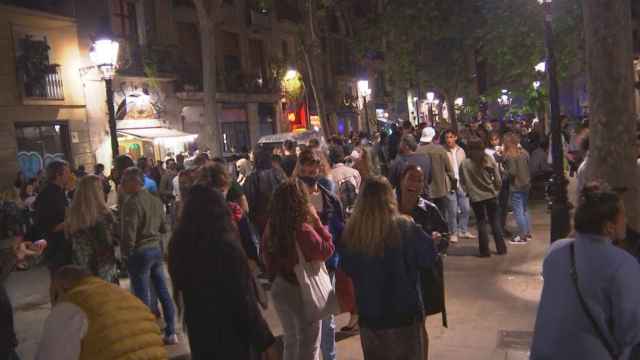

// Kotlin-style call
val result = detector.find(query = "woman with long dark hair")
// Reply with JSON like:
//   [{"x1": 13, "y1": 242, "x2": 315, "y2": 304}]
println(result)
[
  {"x1": 168, "y1": 185, "x2": 275, "y2": 359},
  {"x1": 459, "y1": 137, "x2": 507, "y2": 257},
  {"x1": 531, "y1": 183, "x2": 640, "y2": 359},
  {"x1": 262, "y1": 180, "x2": 334, "y2": 360}
]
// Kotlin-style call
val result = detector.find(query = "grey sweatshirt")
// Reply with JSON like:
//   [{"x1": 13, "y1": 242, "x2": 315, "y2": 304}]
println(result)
[{"x1": 531, "y1": 234, "x2": 640, "y2": 359}]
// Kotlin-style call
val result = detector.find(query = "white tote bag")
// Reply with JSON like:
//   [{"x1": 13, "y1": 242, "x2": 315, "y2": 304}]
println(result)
[{"x1": 294, "y1": 240, "x2": 339, "y2": 321}]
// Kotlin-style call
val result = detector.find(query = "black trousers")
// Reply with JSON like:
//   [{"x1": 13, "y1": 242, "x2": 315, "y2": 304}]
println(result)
[
  {"x1": 470, "y1": 197, "x2": 507, "y2": 255},
  {"x1": 498, "y1": 179, "x2": 510, "y2": 231},
  {"x1": 432, "y1": 196, "x2": 449, "y2": 217}
]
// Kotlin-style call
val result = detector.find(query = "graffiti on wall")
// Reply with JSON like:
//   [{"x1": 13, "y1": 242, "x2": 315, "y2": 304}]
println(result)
[{"x1": 17, "y1": 151, "x2": 65, "y2": 180}]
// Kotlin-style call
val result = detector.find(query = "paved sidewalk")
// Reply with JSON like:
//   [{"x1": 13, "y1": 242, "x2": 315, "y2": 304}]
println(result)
[{"x1": 9, "y1": 200, "x2": 551, "y2": 359}]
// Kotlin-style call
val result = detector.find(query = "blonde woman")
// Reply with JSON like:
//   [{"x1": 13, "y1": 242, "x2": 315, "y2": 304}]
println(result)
[
  {"x1": 65, "y1": 175, "x2": 117, "y2": 283},
  {"x1": 339, "y1": 176, "x2": 437, "y2": 360}
]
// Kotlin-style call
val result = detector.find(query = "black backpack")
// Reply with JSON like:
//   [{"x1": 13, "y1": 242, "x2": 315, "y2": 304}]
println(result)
[{"x1": 337, "y1": 179, "x2": 358, "y2": 217}]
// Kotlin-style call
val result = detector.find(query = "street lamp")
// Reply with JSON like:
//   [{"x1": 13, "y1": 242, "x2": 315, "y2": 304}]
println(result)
[
  {"x1": 90, "y1": 37, "x2": 120, "y2": 159},
  {"x1": 357, "y1": 80, "x2": 372, "y2": 135},
  {"x1": 284, "y1": 69, "x2": 299, "y2": 81},
  {"x1": 534, "y1": 61, "x2": 547, "y2": 73},
  {"x1": 426, "y1": 92, "x2": 436, "y2": 125},
  {"x1": 537, "y1": 0, "x2": 570, "y2": 241}
]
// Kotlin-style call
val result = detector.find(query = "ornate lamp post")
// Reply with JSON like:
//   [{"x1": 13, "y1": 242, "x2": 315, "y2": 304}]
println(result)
[
  {"x1": 537, "y1": 0, "x2": 570, "y2": 241},
  {"x1": 358, "y1": 80, "x2": 372, "y2": 135},
  {"x1": 90, "y1": 36, "x2": 120, "y2": 159},
  {"x1": 426, "y1": 92, "x2": 435, "y2": 125}
]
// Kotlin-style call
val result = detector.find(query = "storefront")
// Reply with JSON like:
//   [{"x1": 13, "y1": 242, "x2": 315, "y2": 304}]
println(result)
[
  {"x1": 117, "y1": 120, "x2": 197, "y2": 161},
  {"x1": 114, "y1": 83, "x2": 197, "y2": 161}
]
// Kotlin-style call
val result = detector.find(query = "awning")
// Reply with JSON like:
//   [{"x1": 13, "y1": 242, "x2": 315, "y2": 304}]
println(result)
[{"x1": 117, "y1": 127, "x2": 198, "y2": 145}]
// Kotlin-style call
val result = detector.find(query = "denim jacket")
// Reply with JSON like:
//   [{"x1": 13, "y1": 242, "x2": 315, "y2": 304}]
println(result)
[{"x1": 317, "y1": 182, "x2": 344, "y2": 270}]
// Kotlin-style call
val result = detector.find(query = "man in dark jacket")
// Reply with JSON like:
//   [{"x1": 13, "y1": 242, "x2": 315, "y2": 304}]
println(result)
[
  {"x1": 280, "y1": 140, "x2": 298, "y2": 177},
  {"x1": 388, "y1": 135, "x2": 432, "y2": 192},
  {"x1": 34, "y1": 160, "x2": 70, "y2": 274},
  {"x1": 296, "y1": 149, "x2": 345, "y2": 360},
  {"x1": 243, "y1": 148, "x2": 287, "y2": 236}
]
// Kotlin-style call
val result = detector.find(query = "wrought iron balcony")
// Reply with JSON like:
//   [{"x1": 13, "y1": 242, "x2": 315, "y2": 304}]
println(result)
[{"x1": 21, "y1": 64, "x2": 64, "y2": 100}]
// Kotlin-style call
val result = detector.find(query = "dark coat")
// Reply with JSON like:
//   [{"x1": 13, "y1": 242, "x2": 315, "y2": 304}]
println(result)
[
  {"x1": 0, "y1": 248, "x2": 17, "y2": 355},
  {"x1": 317, "y1": 183, "x2": 345, "y2": 270},
  {"x1": 182, "y1": 239, "x2": 275, "y2": 360}
]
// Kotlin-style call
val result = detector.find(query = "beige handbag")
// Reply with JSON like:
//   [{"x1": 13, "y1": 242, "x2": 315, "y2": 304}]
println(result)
[{"x1": 294, "y1": 240, "x2": 339, "y2": 321}]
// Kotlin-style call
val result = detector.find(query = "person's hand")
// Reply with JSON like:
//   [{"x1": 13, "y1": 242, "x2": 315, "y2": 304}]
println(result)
[
  {"x1": 432, "y1": 232, "x2": 442, "y2": 243},
  {"x1": 15, "y1": 241, "x2": 42, "y2": 260},
  {"x1": 308, "y1": 205, "x2": 322, "y2": 228}
]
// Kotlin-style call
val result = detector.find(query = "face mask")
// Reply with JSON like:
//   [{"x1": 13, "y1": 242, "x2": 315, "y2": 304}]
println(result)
[{"x1": 299, "y1": 176, "x2": 319, "y2": 187}]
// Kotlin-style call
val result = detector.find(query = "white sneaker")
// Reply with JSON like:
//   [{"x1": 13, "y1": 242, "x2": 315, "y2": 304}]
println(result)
[
  {"x1": 450, "y1": 234, "x2": 459, "y2": 243},
  {"x1": 164, "y1": 334, "x2": 179, "y2": 345},
  {"x1": 459, "y1": 232, "x2": 476, "y2": 239},
  {"x1": 509, "y1": 236, "x2": 529, "y2": 245}
]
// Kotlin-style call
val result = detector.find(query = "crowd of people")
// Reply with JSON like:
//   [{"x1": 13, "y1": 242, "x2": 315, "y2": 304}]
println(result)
[{"x1": 4, "y1": 114, "x2": 635, "y2": 360}]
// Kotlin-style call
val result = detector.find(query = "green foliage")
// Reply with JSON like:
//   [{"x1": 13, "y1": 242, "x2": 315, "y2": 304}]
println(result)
[{"x1": 353, "y1": 0, "x2": 582, "y2": 107}]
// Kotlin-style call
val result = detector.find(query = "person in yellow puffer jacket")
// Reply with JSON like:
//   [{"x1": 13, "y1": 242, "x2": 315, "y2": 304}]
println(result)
[{"x1": 35, "y1": 266, "x2": 168, "y2": 360}]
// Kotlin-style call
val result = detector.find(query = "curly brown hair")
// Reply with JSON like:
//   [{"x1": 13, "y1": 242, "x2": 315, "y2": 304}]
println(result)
[{"x1": 268, "y1": 179, "x2": 312, "y2": 262}]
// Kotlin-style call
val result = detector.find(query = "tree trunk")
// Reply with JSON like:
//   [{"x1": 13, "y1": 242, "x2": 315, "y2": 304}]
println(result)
[
  {"x1": 583, "y1": 0, "x2": 639, "y2": 231},
  {"x1": 446, "y1": 96, "x2": 458, "y2": 132},
  {"x1": 302, "y1": 0, "x2": 333, "y2": 138},
  {"x1": 193, "y1": 0, "x2": 223, "y2": 156}
]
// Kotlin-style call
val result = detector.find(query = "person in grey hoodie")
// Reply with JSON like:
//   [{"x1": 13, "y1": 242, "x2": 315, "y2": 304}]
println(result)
[
  {"x1": 531, "y1": 183, "x2": 640, "y2": 359},
  {"x1": 502, "y1": 132, "x2": 532, "y2": 244},
  {"x1": 459, "y1": 137, "x2": 506, "y2": 257}
]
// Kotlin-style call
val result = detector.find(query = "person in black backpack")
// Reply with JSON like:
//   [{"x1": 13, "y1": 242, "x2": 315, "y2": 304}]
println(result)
[
  {"x1": 243, "y1": 147, "x2": 287, "y2": 236},
  {"x1": 328, "y1": 145, "x2": 361, "y2": 217}
]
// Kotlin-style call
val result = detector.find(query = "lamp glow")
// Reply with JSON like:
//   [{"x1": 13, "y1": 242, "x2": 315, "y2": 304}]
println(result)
[
  {"x1": 454, "y1": 97, "x2": 464, "y2": 107},
  {"x1": 357, "y1": 80, "x2": 370, "y2": 97},
  {"x1": 284, "y1": 69, "x2": 298, "y2": 81},
  {"x1": 426, "y1": 92, "x2": 435, "y2": 102},
  {"x1": 533, "y1": 81, "x2": 541, "y2": 89},
  {"x1": 535, "y1": 61, "x2": 546, "y2": 73},
  {"x1": 90, "y1": 39, "x2": 119, "y2": 79}
]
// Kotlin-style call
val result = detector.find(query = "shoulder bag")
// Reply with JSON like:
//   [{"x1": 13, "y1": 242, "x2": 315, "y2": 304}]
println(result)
[
  {"x1": 569, "y1": 242, "x2": 619, "y2": 359},
  {"x1": 294, "y1": 240, "x2": 339, "y2": 321}
]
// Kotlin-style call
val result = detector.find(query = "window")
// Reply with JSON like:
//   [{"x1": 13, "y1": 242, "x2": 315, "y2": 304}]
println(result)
[
  {"x1": 258, "y1": 103, "x2": 276, "y2": 136},
  {"x1": 249, "y1": 39, "x2": 266, "y2": 82},
  {"x1": 221, "y1": 105, "x2": 250, "y2": 153},
  {"x1": 112, "y1": 0, "x2": 139, "y2": 43},
  {"x1": 15, "y1": 123, "x2": 71, "y2": 180},
  {"x1": 15, "y1": 35, "x2": 64, "y2": 100}
]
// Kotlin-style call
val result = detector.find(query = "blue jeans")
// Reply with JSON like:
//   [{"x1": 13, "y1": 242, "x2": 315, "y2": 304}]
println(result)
[
  {"x1": 446, "y1": 188, "x2": 470, "y2": 235},
  {"x1": 511, "y1": 191, "x2": 531, "y2": 237},
  {"x1": 128, "y1": 246, "x2": 176, "y2": 337},
  {"x1": 321, "y1": 271, "x2": 337, "y2": 360}
]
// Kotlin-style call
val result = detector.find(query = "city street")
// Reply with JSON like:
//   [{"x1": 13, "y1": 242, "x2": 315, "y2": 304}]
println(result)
[{"x1": 9, "y1": 196, "x2": 553, "y2": 359}]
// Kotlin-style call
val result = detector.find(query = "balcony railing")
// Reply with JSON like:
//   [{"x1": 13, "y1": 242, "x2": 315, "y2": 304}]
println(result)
[{"x1": 22, "y1": 64, "x2": 64, "y2": 100}]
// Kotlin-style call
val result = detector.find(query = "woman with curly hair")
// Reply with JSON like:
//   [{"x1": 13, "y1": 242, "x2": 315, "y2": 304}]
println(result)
[
  {"x1": 261, "y1": 180, "x2": 334, "y2": 360},
  {"x1": 65, "y1": 175, "x2": 117, "y2": 283}
]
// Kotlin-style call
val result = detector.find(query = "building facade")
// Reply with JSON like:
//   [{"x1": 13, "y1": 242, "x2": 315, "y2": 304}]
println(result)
[{"x1": 0, "y1": 5, "x2": 91, "y2": 183}]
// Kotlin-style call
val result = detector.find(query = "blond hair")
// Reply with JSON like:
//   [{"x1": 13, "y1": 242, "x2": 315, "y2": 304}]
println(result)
[
  {"x1": 65, "y1": 175, "x2": 110, "y2": 235},
  {"x1": 344, "y1": 176, "x2": 410, "y2": 256}
]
